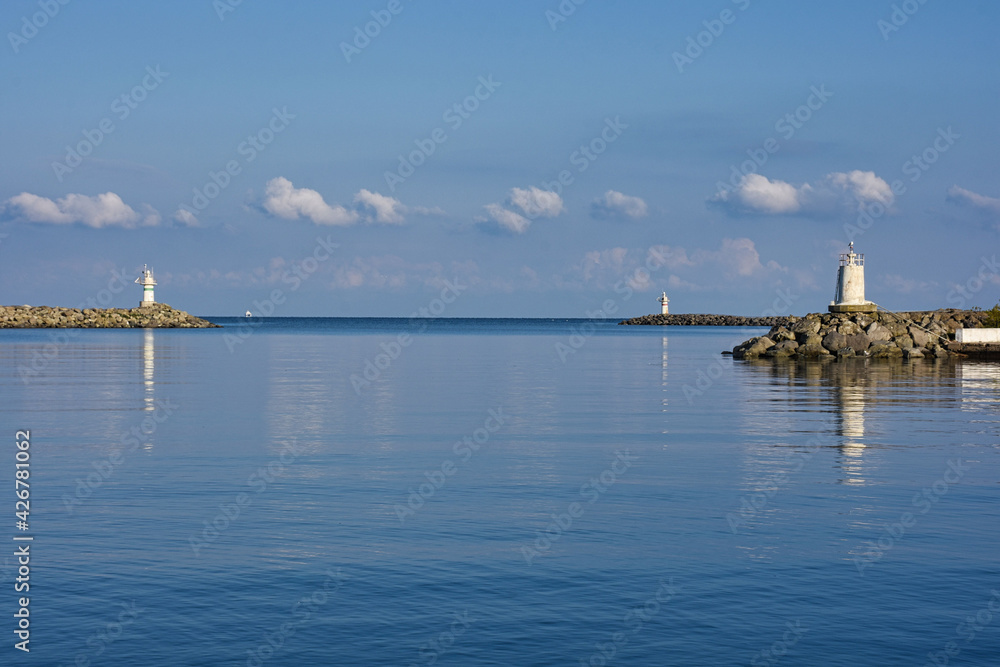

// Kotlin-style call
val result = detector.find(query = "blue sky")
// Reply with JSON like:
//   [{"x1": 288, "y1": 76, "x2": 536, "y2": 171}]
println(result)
[{"x1": 1, "y1": 0, "x2": 998, "y2": 316}]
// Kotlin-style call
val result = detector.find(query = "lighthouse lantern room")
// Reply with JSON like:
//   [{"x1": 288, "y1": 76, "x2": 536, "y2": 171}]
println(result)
[
  {"x1": 136, "y1": 265, "x2": 157, "y2": 308},
  {"x1": 829, "y1": 243, "x2": 876, "y2": 313}
]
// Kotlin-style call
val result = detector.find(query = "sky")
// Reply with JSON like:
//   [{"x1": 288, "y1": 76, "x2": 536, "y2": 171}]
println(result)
[{"x1": 1, "y1": 0, "x2": 998, "y2": 317}]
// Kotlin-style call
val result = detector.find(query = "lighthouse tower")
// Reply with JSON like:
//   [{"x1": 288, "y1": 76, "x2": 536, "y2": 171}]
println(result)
[
  {"x1": 658, "y1": 292, "x2": 669, "y2": 315},
  {"x1": 829, "y1": 243, "x2": 875, "y2": 313},
  {"x1": 135, "y1": 265, "x2": 157, "y2": 308}
]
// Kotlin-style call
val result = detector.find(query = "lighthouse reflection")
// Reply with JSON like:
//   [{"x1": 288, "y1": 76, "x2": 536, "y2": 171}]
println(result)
[
  {"x1": 661, "y1": 336, "x2": 668, "y2": 408},
  {"x1": 834, "y1": 383, "x2": 867, "y2": 485},
  {"x1": 143, "y1": 328, "x2": 155, "y2": 412}
]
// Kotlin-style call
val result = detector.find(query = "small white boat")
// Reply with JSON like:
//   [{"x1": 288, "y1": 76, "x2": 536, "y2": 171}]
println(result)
[{"x1": 245, "y1": 310, "x2": 252, "y2": 318}]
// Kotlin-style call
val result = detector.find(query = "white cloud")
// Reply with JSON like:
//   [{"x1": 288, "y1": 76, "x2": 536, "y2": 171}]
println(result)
[
  {"x1": 575, "y1": 238, "x2": 787, "y2": 292},
  {"x1": 173, "y1": 208, "x2": 199, "y2": 227},
  {"x1": 947, "y1": 185, "x2": 1000, "y2": 216},
  {"x1": 828, "y1": 171, "x2": 894, "y2": 207},
  {"x1": 262, "y1": 177, "x2": 359, "y2": 226},
  {"x1": 139, "y1": 204, "x2": 161, "y2": 227},
  {"x1": 591, "y1": 190, "x2": 648, "y2": 219},
  {"x1": 354, "y1": 189, "x2": 405, "y2": 224},
  {"x1": 479, "y1": 186, "x2": 564, "y2": 234},
  {"x1": 508, "y1": 187, "x2": 564, "y2": 219},
  {"x1": 483, "y1": 203, "x2": 531, "y2": 234},
  {"x1": 581, "y1": 247, "x2": 630, "y2": 282},
  {"x1": 261, "y1": 178, "x2": 432, "y2": 227},
  {"x1": 710, "y1": 170, "x2": 894, "y2": 217},
  {"x1": 646, "y1": 245, "x2": 696, "y2": 271},
  {"x1": 3, "y1": 191, "x2": 157, "y2": 228},
  {"x1": 692, "y1": 237, "x2": 785, "y2": 277}
]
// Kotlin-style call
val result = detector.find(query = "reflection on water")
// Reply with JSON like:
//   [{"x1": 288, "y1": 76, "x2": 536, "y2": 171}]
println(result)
[
  {"x1": 728, "y1": 356, "x2": 996, "y2": 556},
  {"x1": 661, "y1": 336, "x2": 668, "y2": 424},
  {"x1": 957, "y1": 362, "x2": 1000, "y2": 411},
  {"x1": 143, "y1": 329, "x2": 155, "y2": 412},
  {"x1": 837, "y1": 384, "x2": 867, "y2": 485},
  {"x1": 740, "y1": 358, "x2": 970, "y2": 485}
]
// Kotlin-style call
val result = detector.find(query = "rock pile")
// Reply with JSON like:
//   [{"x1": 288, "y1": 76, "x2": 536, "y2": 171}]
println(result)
[
  {"x1": 619, "y1": 313, "x2": 788, "y2": 327},
  {"x1": 0, "y1": 303, "x2": 220, "y2": 328},
  {"x1": 730, "y1": 309, "x2": 987, "y2": 361}
]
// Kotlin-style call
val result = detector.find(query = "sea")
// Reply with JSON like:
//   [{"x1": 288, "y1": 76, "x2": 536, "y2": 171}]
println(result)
[{"x1": 0, "y1": 318, "x2": 997, "y2": 666}]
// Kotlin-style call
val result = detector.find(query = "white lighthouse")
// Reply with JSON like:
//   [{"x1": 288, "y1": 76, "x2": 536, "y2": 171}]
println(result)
[
  {"x1": 135, "y1": 265, "x2": 157, "y2": 308},
  {"x1": 658, "y1": 292, "x2": 669, "y2": 315},
  {"x1": 829, "y1": 243, "x2": 875, "y2": 313}
]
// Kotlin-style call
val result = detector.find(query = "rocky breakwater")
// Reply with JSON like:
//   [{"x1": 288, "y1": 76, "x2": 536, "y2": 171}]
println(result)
[
  {"x1": 731, "y1": 309, "x2": 988, "y2": 361},
  {"x1": 0, "y1": 303, "x2": 220, "y2": 328},
  {"x1": 620, "y1": 313, "x2": 788, "y2": 327}
]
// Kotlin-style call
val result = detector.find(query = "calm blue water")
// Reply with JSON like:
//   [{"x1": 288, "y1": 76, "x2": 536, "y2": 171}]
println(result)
[{"x1": 1, "y1": 318, "x2": 998, "y2": 666}]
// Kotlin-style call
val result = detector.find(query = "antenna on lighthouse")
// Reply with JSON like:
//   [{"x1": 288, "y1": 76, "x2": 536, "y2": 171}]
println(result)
[
  {"x1": 135, "y1": 264, "x2": 157, "y2": 308},
  {"x1": 658, "y1": 292, "x2": 669, "y2": 315}
]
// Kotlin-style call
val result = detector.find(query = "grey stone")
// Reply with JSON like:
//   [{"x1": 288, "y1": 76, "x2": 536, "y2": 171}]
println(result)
[
  {"x1": 894, "y1": 335, "x2": 914, "y2": 350},
  {"x1": 770, "y1": 328, "x2": 796, "y2": 342},
  {"x1": 822, "y1": 331, "x2": 847, "y2": 352},
  {"x1": 885, "y1": 321, "x2": 910, "y2": 337},
  {"x1": 791, "y1": 318, "x2": 821, "y2": 336},
  {"x1": 868, "y1": 343, "x2": 903, "y2": 358},
  {"x1": 797, "y1": 343, "x2": 832, "y2": 358},
  {"x1": 838, "y1": 321, "x2": 862, "y2": 335},
  {"x1": 866, "y1": 322, "x2": 893, "y2": 342},
  {"x1": 909, "y1": 325, "x2": 935, "y2": 349},
  {"x1": 855, "y1": 314, "x2": 874, "y2": 329},
  {"x1": 845, "y1": 332, "x2": 871, "y2": 352}
]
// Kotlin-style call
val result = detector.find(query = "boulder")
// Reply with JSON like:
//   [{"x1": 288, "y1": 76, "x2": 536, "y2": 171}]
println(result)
[
  {"x1": 844, "y1": 332, "x2": 871, "y2": 353},
  {"x1": 885, "y1": 321, "x2": 910, "y2": 338},
  {"x1": 868, "y1": 343, "x2": 903, "y2": 358},
  {"x1": 774, "y1": 340, "x2": 799, "y2": 351},
  {"x1": 770, "y1": 328, "x2": 796, "y2": 342},
  {"x1": 866, "y1": 322, "x2": 893, "y2": 342},
  {"x1": 855, "y1": 314, "x2": 874, "y2": 329},
  {"x1": 821, "y1": 331, "x2": 847, "y2": 352},
  {"x1": 765, "y1": 346, "x2": 796, "y2": 358},
  {"x1": 838, "y1": 321, "x2": 862, "y2": 335},
  {"x1": 904, "y1": 347, "x2": 925, "y2": 359},
  {"x1": 836, "y1": 346, "x2": 856, "y2": 359},
  {"x1": 733, "y1": 336, "x2": 776, "y2": 359},
  {"x1": 926, "y1": 319, "x2": 948, "y2": 335},
  {"x1": 893, "y1": 335, "x2": 914, "y2": 350},
  {"x1": 797, "y1": 343, "x2": 832, "y2": 359},
  {"x1": 802, "y1": 333, "x2": 824, "y2": 347},
  {"x1": 791, "y1": 318, "x2": 821, "y2": 336},
  {"x1": 927, "y1": 344, "x2": 949, "y2": 358},
  {"x1": 909, "y1": 326, "x2": 935, "y2": 349}
]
